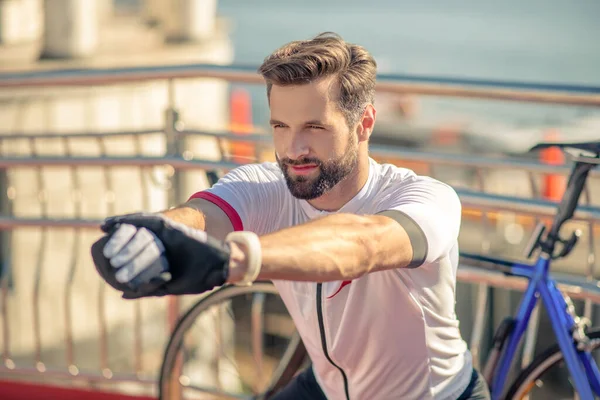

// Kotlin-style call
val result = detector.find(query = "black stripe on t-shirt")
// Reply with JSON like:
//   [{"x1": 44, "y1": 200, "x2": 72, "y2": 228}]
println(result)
[{"x1": 377, "y1": 209, "x2": 428, "y2": 268}]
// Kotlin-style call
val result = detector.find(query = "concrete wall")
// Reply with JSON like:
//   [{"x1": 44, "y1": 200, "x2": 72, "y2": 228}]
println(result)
[{"x1": 0, "y1": 0, "x2": 42, "y2": 45}]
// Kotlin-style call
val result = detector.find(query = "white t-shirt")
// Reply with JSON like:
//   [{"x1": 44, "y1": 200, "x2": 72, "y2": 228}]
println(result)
[{"x1": 191, "y1": 158, "x2": 472, "y2": 400}]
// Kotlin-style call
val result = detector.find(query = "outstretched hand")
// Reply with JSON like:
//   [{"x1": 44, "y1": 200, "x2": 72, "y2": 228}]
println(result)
[{"x1": 91, "y1": 213, "x2": 231, "y2": 299}]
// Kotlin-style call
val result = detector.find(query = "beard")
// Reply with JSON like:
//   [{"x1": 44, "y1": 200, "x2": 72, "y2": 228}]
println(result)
[{"x1": 276, "y1": 139, "x2": 358, "y2": 200}]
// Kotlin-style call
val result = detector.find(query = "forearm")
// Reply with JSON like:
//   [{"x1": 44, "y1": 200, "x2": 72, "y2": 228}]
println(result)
[
  {"x1": 229, "y1": 213, "x2": 414, "y2": 283},
  {"x1": 161, "y1": 205, "x2": 206, "y2": 230}
]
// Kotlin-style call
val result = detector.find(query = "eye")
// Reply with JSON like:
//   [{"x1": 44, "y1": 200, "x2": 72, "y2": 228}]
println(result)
[
  {"x1": 272, "y1": 124, "x2": 285, "y2": 129},
  {"x1": 307, "y1": 125, "x2": 325, "y2": 130}
]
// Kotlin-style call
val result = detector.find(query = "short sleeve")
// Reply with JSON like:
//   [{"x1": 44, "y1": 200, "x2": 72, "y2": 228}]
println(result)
[
  {"x1": 377, "y1": 173, "x2": 462, "y2": 265},
  {"x1": 188, "y1": 162, "x2": 286, "y2": 234}
]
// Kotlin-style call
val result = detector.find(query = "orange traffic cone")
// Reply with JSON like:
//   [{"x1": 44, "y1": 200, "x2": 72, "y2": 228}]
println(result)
[
  {"x1": 229, "y1": 89, "x2": 255, "y2": 163},
  {"x1": 540, "y1": 130, "x2": 566, "y2": 201}
]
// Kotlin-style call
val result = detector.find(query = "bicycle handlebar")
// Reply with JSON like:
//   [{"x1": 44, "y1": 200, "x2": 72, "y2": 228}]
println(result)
[{"x1": 546, "y1": 161, "x2": 595, "y2": 251}]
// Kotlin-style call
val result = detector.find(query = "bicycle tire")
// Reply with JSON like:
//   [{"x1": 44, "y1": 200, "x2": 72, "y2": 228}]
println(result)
[
  {"x1": 504, "y1": 327, "x2": 600, "y2": 399},
  {"x1": 158, "y1": 282, "x2": 307, "y2": 400}
]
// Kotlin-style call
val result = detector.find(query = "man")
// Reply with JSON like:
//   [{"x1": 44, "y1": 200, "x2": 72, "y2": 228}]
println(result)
[{"x1": 92, "y1": 32, "x2": 490, "y2": 399}]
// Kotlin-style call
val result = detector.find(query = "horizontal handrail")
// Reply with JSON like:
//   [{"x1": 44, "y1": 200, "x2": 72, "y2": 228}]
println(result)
[
  {"x1": 0, "y1": 129, "x2": 162, "y2": 141},
  {"x1": 369, "y1": 145, "x2": 591, "y2": 176},
  {"x1": 0, "y1": 149, "x2": 599, "y2": 221},
  {"x1": 1, "y1": 189, "x2": 598, "y2": 229},
  {"x1": 0, "y1": 217, "x2": 104, "y2": 229},
  {"x1": 185, "y1": 131, "x2": 599, "y2": 176},
  {"x1": 1, "y1": 137, "x2": 598, "y2": 178},
  {"x1": 1, "y1": 63, "x2": 599, "y2": 106},
  {"x1": 458, "y1": 190, "x2": 600, "y2": 222},
  {"x1": 0, "y1": 156, "x2": 240, "y2": 170},
  {"x1": 457, "y1": 265, "x2": 600, "y2": 304}
]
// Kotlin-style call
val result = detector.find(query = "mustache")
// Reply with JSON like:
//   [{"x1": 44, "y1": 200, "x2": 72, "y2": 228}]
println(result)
[{"x1": 279, "y1": 157, "x2": 322, "y2": 167}]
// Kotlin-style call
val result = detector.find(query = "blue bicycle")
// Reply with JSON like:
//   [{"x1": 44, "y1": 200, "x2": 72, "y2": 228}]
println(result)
[{"x1": 461, "y1": 140, "x2": 600, "y2": 399}]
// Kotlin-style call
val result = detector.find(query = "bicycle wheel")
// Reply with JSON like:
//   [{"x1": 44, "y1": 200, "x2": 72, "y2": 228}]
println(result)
[
  {"x1": 159, "y1": 282, "x2": 309, "y2": 400},
  {"x1": 505, "y1": 328, "x2": 600, "y2": 399}
]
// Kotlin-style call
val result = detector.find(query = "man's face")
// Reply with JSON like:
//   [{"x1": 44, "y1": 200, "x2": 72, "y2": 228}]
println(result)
[{"x1": 269, "y1": 77, "x2": 359, "y2": 200}]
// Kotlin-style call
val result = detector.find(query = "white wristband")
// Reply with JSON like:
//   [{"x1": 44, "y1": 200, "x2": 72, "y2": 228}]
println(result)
[{"x1": 225, "y1": 231, "x2": 262, "y2": 286}]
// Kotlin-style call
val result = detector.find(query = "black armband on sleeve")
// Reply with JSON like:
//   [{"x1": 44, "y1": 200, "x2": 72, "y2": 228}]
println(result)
[{"x1": 377, "y1": 210, "x2": 428, "y2": 268}]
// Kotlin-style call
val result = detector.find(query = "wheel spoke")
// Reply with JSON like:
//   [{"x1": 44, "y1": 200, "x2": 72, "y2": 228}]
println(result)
[
  {"x1": 159, "y1": 283, "x2": 304, "y2": 400},
  {"x1": 508, "y1": 329, "x2": 600, "y2": 399}
]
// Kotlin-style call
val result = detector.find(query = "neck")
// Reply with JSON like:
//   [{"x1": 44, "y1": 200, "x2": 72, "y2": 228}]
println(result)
[{"x1": 307, "y1": 153, "x2": 370, "y2": 212}]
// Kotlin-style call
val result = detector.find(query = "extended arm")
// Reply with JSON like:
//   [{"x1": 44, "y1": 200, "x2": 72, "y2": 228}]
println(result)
[
  {"x1": 161, "y1": 198, "x2": 234, "y2": 241},
  {"x1": 94, "y1": 166, "x2": 459, "y2": 297},
  {"x1": 227, "y1": 177, "x2": 461, "y2": 285},
  {"x1": 227, "y1": 212, "x2": 414, "y2": 283}
]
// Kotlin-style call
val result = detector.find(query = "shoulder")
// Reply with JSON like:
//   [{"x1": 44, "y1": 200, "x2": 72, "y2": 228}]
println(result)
[
  {"x1": 373, "y1": 161, "x2": 417, "y2": 186},
  {"x1": 219, "y1": 161, "x2": 284, "y2": 184},
  {"x1": 372, "y1": 160, "x2": 460, "y2": 207}
]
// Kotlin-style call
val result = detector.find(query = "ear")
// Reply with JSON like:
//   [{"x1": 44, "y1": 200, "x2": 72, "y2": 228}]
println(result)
[{"x1": 356, "y1": 104, "x2": 376, "y2": 143}]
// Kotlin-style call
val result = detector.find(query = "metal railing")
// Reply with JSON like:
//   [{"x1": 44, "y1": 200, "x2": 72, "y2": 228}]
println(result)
[
  {"x1": 2, "y1": 63, "x2": 600, "y2": 106},
  {"x1": 0, "y1": 63, "x2": 599, "y2": 396},
  {"x1": 1, "y1": 131, "x2": 598, "y2": 388}
]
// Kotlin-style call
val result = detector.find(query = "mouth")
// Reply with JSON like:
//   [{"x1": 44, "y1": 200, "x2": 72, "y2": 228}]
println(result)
[{"x1": 289, "y1": 164, "x2": 318, "y2": 175}]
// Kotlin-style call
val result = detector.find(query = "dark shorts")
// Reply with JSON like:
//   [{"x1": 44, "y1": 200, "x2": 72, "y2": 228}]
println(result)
[
  {"x1": 270, "y1": 366, "x2": 490, "y2": 400},
  {"x1": 457, "y1": 368, "x2": 491, "y2": 400}
]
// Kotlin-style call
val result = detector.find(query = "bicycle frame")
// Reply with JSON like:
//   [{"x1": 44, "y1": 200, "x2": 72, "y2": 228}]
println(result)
[{"x1": 480, "y1": 252, "x2": 600, "y2": 399}]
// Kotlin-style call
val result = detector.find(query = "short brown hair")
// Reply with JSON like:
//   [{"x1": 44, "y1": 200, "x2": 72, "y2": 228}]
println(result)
[{"x1": 258, "y1": 32, "x2": 377, "y2": 127}]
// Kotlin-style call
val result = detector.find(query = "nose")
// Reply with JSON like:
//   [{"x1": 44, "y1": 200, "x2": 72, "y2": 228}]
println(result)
[{"x1": 285, "y1": 132, "x2": 310, "y2": 161}]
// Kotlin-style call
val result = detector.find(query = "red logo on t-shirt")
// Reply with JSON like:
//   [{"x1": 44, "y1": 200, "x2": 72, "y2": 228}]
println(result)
[{"x1": 327, "y1": 280, "x2": 352, "y2": 299}]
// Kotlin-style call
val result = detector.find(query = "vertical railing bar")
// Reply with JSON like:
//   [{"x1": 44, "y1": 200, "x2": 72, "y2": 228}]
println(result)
[
  {"x1": 590, "y1": 222, "x2": 598, "y2": 328},
  {"x1": 221, "y1": 301, "x2": 246, "y2": 389},
  {"x1": 213, "y1": 300, "x2": 247, "y2": 394},
  {"x1": 97, "y1": 133, "x2": 113, "y2": 379},
  {"x1": 214, "y1": 303, "x2": 224, "y2": 392},
  {"x1": 216, "y1": 136, "x2": 228, "y2": 161},
  {"x1": 475, "y1": 168, "x2": 491, "y2": 254},
  {"x1": 165, "y1": 78, "x2": 182, "y2": 400},
  {"x1": 167, "y1": 79, "x2": 176, "y2": 113},
  {"x1": 469, "y1": 167, "x2": 491, "y2": 369},
  {"x1": 165, "y1": 77, "x2": 180, "y2": 330},
  {"x1": 583, "y1": 183, "x2": 595, "y2": 323},
  {"x1": 0, "y1": 98, "x2": 29, "y2": 371},
  {"x1": 251, "y1": 293, "x2": 266, "y2": 393},
  {"x1": 133, "y1": 133, "x2": 147, "y2": 377},
  {"x1": 470, "y1": 283, "x2": 488, "y2": 370},
  {"x1": 0, "y1": 137, "x2": 15, "y2": 369},
  {"x1": 527, "y1": 169, "x2": 539, "y2": 198},
  {"x1": 118, "y1": 86, "x2": 143, "y2": 379},
  {"x1": 520, "y1": 171, "x2": 543, "y2": 369},
  {"x1": 526, "y1": 170, "x2": 543, "y2": 243},
  {"x1": 30, "y1": 134, "x2": 47, "y2": 373},
  {"x1": 63, "y1": 134, "x2": 82, "y2": 377}
]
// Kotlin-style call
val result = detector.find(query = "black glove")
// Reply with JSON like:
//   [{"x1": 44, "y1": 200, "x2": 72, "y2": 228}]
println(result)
[{"x1": 91, "y1": 213, "x2": 230, "y2": 299}]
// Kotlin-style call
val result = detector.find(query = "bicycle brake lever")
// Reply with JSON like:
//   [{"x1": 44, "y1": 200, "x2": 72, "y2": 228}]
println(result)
[{"x1": 553, "y1": 229, "x2": 581, "y2": 259}]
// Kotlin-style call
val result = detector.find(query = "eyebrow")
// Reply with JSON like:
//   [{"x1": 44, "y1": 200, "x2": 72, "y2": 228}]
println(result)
[{"x1": 269, "y1": 119, "x2": 330, "y2": 127}]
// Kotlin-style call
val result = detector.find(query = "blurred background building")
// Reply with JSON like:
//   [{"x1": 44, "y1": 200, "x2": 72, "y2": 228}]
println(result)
[{"x1": 2, "y1": 0, "x2": 600, "y2": 154}]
